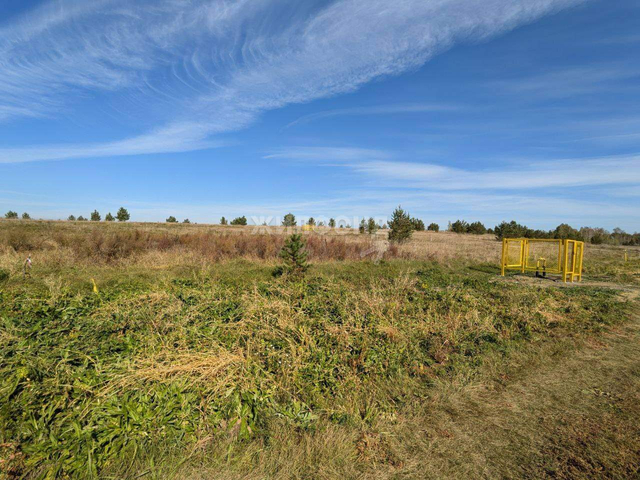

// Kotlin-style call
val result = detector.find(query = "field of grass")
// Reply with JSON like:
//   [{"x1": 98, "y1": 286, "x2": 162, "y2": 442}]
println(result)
[{"x1": 1, "y1": 220, "x2": 639, "y2": 478}]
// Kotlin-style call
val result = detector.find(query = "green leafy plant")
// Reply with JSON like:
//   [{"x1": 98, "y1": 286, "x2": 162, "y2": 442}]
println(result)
[
  {"x1": 428, "y1": 223, "x2": 439, "y2": 232},
  {"x1": 4, "y1": 210, "x2": 18, "y2": 219},
  {"x1": 166, "y1": 216, "x2": 178, "y2": 223}
]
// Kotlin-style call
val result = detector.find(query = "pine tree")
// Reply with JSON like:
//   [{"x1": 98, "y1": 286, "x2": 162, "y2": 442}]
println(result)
[
  {"x1": 230, "y1": 216, "x2": 247, "y2": 225},
  {"x1": 116, "y1": 207, "x2": 130, "y2": 222},
  {"x1": 450, "y1": 220, "x2": 468, "y2": 233},
  {"x1": 411, "y1": 218, "x2": 425, "y2": 231},
  {"x1": 367, "y1": 217, "x2": 378, "y2": 234},
  {"x1": 166, "y1": 216, "x2": 178, "y2": 223},
  {"x1": 388, "y1": 206, "x2": 413, "y2": 243},
  {"x1": 68, "y1": 215, "x2": 76, "y2": 221},
  {"x1": 4, "y1": 211, "x2": 18, "y2": 219},
  {"x1": 105, "y1": 213, "x2": 114, "y2": 222},
  {"x1": 282, "y1": 213, "x2": 296, "y2": 227},
  {"x1": 220, "y1": 217, "x2": 228, "y2": 225},
  {"x1": 329, "y1": 218, "x2": 336, "y2": 228},
  {"x1": 22, "y1": 212, "x2": 30, "y2": 220},
  {"x1": 359, "y1": 218, "x2": 366, "y2": 234},
  {"x1": 307, "y1": 217, "x2": 316, "y2": 226},
  {"x1": 91, "y1": 210, "x2": 101, "y2": 221},
  {"x1": 278, "y1": 233, "x2": 309, "y2": 277},
  {"x1": 427, "y1": 223, "x2": 439, "y2": 232}
]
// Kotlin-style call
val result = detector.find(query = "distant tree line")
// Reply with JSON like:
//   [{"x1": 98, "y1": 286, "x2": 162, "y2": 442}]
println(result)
[
  {"x1": 6, "y1": 207, "x2": 637, "y2": 245},
  {"x1": 62, "y1": 207, "x2": 129, "y2": 222},
  {"x1": 492, "y1": 220, "x2": 640, "y2": 246}
]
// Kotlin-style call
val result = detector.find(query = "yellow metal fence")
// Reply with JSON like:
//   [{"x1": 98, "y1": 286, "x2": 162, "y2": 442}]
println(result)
[{"x1": 500, "y1": 238, "x2": 584, "y2": 283}]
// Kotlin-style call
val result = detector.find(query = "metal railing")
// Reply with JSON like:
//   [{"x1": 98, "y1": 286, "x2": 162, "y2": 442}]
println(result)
[{"x1": 500, "y1": 238, "x2": 584, "y2": 283}]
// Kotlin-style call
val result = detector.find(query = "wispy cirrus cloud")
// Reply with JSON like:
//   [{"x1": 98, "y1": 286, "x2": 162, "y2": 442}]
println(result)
[
  {"x1": 0, "y1": 0, "x2": 588, "y2": 163},
  {"x1": 283, "y1": 103, "x2": 458, "y2": 130},
  {"x1": 492, "y1": 65, "x2": 640, "y2": 99},
  {"x1": 266, "y1": 146, "x2": 640, "y2": 190}
]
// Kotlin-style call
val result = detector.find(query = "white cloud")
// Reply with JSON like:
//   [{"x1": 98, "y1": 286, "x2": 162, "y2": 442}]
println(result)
[
  {"x1": 268, "y1": 147, "x2": 640, "y2": 190},
  {"x1": 283, "y1": 103, "x2": 458, "y2": 129},
  {"x1": 0, "y1": 0, "x2": 588, "y2": 163},
  {"x1": 492, "y1": 65, "x2": 640, "y2": 99},
  {"x1": 0, "y1": 123, "x2": 224, "y2": 163},
  {"x1": 264, "y1": 146, "x2": 392, "y2": 163}
]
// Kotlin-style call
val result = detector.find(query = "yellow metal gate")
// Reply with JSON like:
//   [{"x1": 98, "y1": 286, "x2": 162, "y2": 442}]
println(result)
[{"x1": 500, "y1": 238, "x2": 584, "y2": 282}]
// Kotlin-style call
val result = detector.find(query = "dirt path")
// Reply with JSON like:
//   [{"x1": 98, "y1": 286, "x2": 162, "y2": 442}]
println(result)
[{"x1": 381, "y1": 306, "x2": 640, "y2": 479}]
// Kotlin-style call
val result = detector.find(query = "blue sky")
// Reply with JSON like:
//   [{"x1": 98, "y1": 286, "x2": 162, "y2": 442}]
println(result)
[{"x1": 0, "y1": 0, "x2": 639, "y2": 230}]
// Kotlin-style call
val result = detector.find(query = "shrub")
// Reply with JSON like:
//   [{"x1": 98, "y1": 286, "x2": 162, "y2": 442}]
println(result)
[
  {"x1": 277, "y1": 233, "x2": 309, "y2": 277},
  {"x1": 67, "y1": 215, "x2": 76, "y2": 221},
  {"x1": 467, "y1": 221, "x2": 487, "y2": 235},
  {"x1": 166, "y1": 216, "x2": 178, "y2": 223},
  {"x1": 183, "y1": 219, "x2": 191, "y2": 224},
  {"x1": 4, "y1": 211, "x2": 18, "y2": 219},
  {"x1": 0, "y1": 268, "x2": 8, "y2": 282},
  {"x1": 282, "y1": 213, "x2": 296, "y2": 227},
  {"x1": 388, "y1": 206, "x2": 413, "y2": 243},
  {"x1": 77, "y1": 216, "x2": 87, "y2": 221},
  {"x1": 329, "y1": 218, "x2": 336, "y2": 228},
  {"x1": 307, "y1": 217, "x2": 316, "y2": 226},
  {"x1": 493, "y1": 221, "x2": 530, "y2": 240},
  {"x1": 22, "y1": 212, "x2": 30, "y2": 220},
  {"x1": 220, "y1": 217, "x2": 228, "y2": 225},
  {"x1": 116, "y1": 207, "x2": 130, "y2": 222},
  {"x1": 359, "y1": 219, "x2": 366, "y2": 234},
  {"x1": 450, "y1": 220, "x2": 468, "y2": 234},
  {"x1": 105, "y1": 213, "x2": 114, "y2": 222},
  {"x1": 427, "y1": 223, "x2": 439, "y2": 232},
  {"x1": 553, "y1": 223, "x2": 582, "y2": 240},
  {"x1": 411, "y1": 218, "x2": 425, "y2": 231},
  {"x1": 91, "y1": 210, "x2": 101, "y2": 221},
  {"x1": 230, "y1": 216, "x2": 247, "y2": 226}
]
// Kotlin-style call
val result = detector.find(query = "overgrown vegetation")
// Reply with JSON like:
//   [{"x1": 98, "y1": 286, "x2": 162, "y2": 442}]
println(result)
[
  {"x1": 1, "y1": 250, "x2": 634, "y2": 478},
  {"x1": 0, "y1": 220, "x2": 638, "y2": 478}
]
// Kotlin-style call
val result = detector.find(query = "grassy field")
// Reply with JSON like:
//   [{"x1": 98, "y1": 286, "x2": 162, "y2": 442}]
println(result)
[{"x1": 1, "y1": 220, "x2": 639, "y2": 478}]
